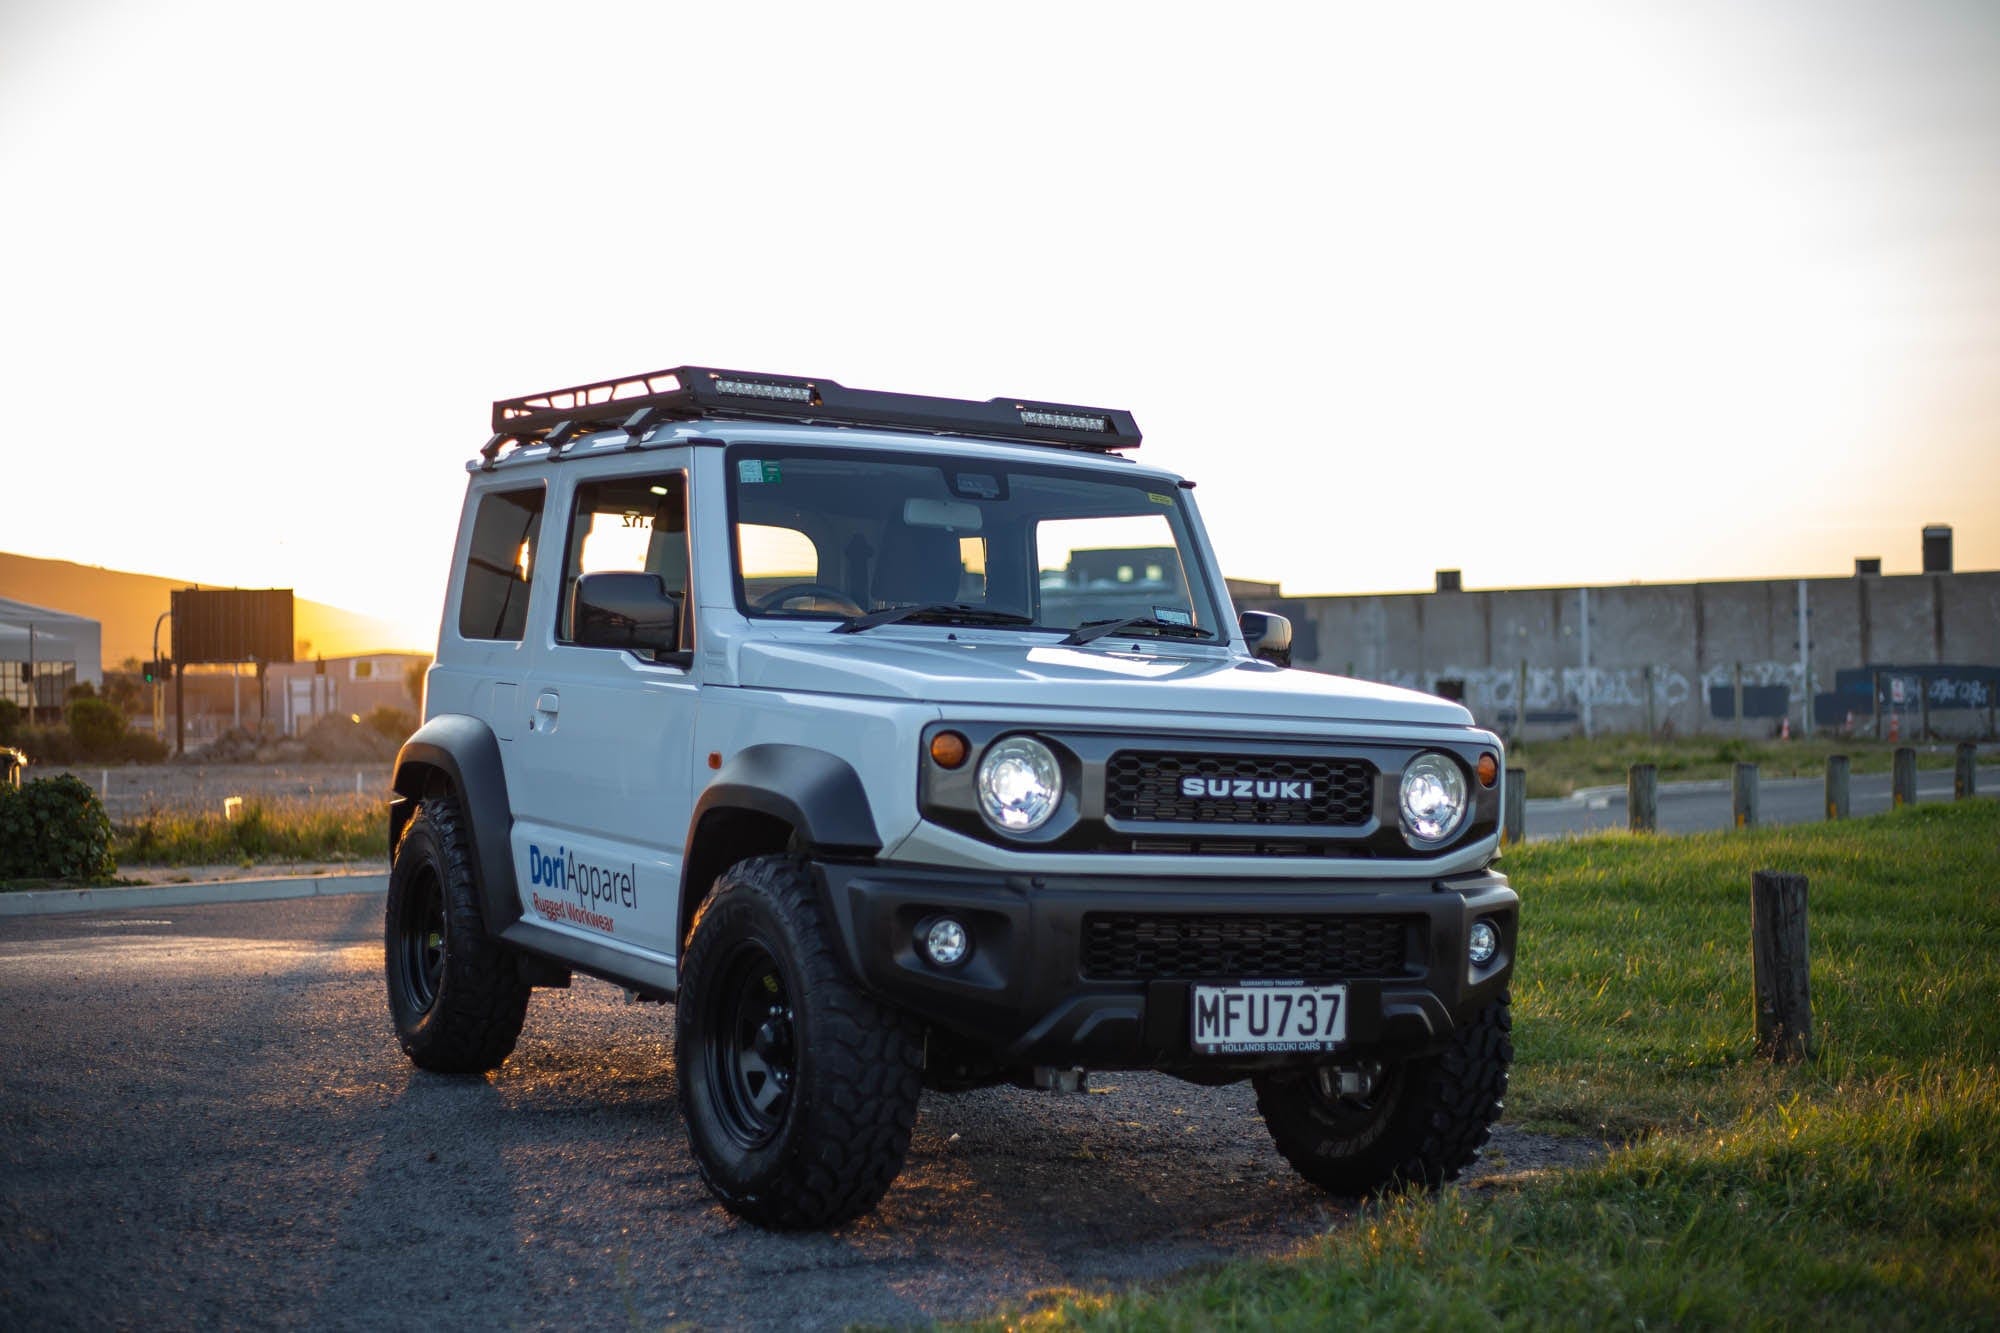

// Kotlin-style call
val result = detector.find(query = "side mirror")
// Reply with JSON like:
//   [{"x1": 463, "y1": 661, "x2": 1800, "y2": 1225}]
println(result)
[
  {"x1": 1239, "y1": 610, "x2": 1292, "y2": 668},
  {"x1": 572, "y1": 572, "x2": 681, "y2": 655}
]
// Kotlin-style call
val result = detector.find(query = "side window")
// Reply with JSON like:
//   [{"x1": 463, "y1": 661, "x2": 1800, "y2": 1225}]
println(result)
[
  {"x1": 458, "y1": 487, "x2": 545, "y2": 642},
  {"x1": 559, "y1": 471, "x2": 691, "y2": 646}
]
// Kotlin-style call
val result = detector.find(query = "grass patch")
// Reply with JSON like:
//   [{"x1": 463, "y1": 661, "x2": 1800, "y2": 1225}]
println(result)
[
  {"x1": 968, "y1": 801, "x2": 2000, "y2": 1330},
  {"x1": 1505, "y1": 732, "x2": 1976, "y2": 799},
  {"x1": 111, "y1": 796, "x2": 387, "y2": 866}
]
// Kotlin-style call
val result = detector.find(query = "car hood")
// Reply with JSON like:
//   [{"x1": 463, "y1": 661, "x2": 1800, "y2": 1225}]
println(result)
[{"x1": 733, "y1": 634, "x2": 1472, "y2": 727}]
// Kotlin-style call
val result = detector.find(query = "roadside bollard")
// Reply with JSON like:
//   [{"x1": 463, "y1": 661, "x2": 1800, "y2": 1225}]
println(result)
[
  {"x1": 1893, "y1": 747, "x2": 1917, "y2": 808},
  {"x1": 1825, "y1": 754, "x2": 1850, "y2": 820},
  {"x1": 1732, "y1": 762, "x2": 1759, "y2": 829},
  {"x1": 1751, "y1": 869, "x2": 1812, "y2": 1062},
  {"x1": 1956, "y1": 742, "x2": 1978, "y2": 800},
  {"x1": 1503, "y1": 766, "x2": 1526, "y2": 845},
  {"x1": 1627, "y1": 763, "x2": 1658, "y2": 833}
]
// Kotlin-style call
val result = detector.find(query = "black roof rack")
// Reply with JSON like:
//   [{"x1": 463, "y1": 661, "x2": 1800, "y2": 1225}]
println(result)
[{"x1": 483, "y1": 365, "x2": 1141, "y2": 465}]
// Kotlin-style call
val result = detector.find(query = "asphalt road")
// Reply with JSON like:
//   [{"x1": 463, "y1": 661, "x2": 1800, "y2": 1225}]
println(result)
[
  {"x1": 0, "y1": 894, "x2": 1587, "y2": 1331},
  {"x1": 1525, "y1": 764, "x2": 1998, "y2": 839}
]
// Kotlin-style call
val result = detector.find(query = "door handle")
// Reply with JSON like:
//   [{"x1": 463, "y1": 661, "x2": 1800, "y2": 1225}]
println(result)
[{"x1": 530, "y1": 690, "x2": 559, "y2": 731}]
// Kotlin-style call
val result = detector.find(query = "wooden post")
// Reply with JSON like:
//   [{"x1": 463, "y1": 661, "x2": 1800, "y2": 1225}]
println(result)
[
  {"x1": 1893, "y1": 747, "x2": 1917, "y2": 809},
  {"x1": 1955, "y1": 742, "x2": 1977, "y2": 800},
  {"x1": 1751, "y1": 870, "x2": 1812, "y2": 1061},
  {"x1": 1503, "y1": 766, "x2": 1526, "y2": 845},
  {"x1": 1825, "y1": 754, "x2": 1850, "y2": 820},
  {"x1": 1733, "y1": 762, "x2": 1759, "y2": 829},
  {"x1": 1628, "y1": 763, "x2": 1658, "y2": 832}
]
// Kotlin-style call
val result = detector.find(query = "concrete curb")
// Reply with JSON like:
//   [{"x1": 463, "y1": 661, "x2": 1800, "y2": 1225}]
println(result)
[{"x1": 0, "y1": 872, "x2": 390, "y2": 917}]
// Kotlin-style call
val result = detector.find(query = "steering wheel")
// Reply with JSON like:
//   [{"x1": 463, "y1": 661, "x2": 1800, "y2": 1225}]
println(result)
[{"x1": 754, "y1": 583, "x2": 865, "y2": 616}]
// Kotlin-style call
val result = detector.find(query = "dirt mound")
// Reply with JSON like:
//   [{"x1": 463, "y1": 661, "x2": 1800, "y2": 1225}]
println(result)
[{"x1": 298, "y1": 715, "x2": 401, "y2": 763}]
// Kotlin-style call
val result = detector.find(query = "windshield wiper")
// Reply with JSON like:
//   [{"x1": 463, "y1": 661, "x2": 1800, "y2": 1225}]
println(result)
[
  {"x1": 1060, "y1": 616, "x2": 1216, "y2": 646},
  {"x1": 834, "y1": 603, "x2": 1035, "y2": 634}
]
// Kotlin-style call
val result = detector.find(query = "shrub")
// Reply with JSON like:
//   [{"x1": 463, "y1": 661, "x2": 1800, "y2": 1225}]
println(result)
[
  {"x1": 363, "y1": 707, "x2": 417, "y2": 744},
  {"x1": 117, "y1": 732, "x2": 169, "y2": 763},
  {"x1": 66, "y1": 697, "x2": 127, "y2": 759},
  {"x1": 0, "y1": 699, "x2": 20, "y2": 745},
  {"x1": 0, "y1": 774, "x2": 116, "y2": 880},
  {"x1": 15, "y1": 725, "x2": 75, "y2": 766}
]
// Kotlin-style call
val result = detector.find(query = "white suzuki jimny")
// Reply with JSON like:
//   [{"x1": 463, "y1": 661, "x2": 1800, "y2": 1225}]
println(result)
[{"x1": 386, "y1": 366, "x2": 1516, "y2": 1229}]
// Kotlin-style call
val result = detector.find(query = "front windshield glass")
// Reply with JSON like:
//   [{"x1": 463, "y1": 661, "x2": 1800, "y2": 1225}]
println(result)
[{"x1": 728, "y1": 446, "x2": 1223, "y2": 637}]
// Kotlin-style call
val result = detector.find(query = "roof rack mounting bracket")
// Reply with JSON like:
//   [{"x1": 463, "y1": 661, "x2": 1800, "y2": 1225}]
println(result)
[{"x1": 621, "y1": 407, "x2": 663, "y2": 449}]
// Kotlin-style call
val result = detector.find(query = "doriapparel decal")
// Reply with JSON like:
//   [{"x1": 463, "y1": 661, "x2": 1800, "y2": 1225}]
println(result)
[{"x1": 526, "y1": 843, "x2": 638, "y2": 936}]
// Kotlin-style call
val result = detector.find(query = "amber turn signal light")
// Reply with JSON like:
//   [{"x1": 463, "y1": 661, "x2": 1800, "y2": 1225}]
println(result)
[
  {"x1": 1476, "y1": 753, "x2": 1499, "y2": 787},
  {"x1": 929, "y1": 731, "x2": 970, "y2": 769}
]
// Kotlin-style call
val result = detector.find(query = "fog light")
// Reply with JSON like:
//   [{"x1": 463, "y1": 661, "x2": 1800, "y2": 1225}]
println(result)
[
  {"x1": 921, "y1": 917, "x2": 970, "y2": 967},
  {"x1": 1468, "y1": 919, "x2": 1499, "y2": 966}
]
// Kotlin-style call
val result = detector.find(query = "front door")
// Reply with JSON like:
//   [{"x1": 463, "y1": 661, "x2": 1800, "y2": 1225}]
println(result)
[{"x1": 509, "y1": 461, "x2": 699, "y2": 965}]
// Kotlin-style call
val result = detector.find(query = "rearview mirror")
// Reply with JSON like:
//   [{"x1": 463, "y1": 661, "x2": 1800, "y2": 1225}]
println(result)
[
  {"x1": 903, "y1": 497, "x2": 983, "y2": 531},
  {"x1": 1239, "y1": 610, "x2": 1292, "y2": 668},
  {"x1": 572, "y1": 572, "x2": 681, "y2": 655}
]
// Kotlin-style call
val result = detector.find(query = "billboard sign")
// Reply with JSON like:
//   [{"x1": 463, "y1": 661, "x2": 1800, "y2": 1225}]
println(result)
[{"x1": 170, "y1": 588, "x2": 295, "y2": 665}]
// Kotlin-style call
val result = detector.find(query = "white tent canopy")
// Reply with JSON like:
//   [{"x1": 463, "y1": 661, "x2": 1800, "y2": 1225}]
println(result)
[{"x1": 0, "y1": 597, "x2": 103, "y2": 687}]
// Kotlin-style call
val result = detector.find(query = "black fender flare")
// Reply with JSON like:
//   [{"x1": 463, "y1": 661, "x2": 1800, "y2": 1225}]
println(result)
[
  {"x1": 390, "y1": 714, "x2": 521, "y2": 934},
  {"x1": 677, "y1": 744, "x2": 881, "y2": 933}
]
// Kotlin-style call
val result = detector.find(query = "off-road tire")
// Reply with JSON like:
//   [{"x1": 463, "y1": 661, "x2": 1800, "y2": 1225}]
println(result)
[
  {"x1": 677, "y1": 854, "x2": 924, "y2": 1229},
  {"x1": 384, "y1": 795, "x2": 531, "y2": 1074},
  {"x1": 1255, "y1": 990, "x2": 1512, "y2": 1194}
]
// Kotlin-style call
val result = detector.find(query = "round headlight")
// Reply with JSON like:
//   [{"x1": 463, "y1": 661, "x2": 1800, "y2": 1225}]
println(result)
[
  {"x1": 1399, "y1": 752, "x2": 1468, "y2": 846},
  {"x1": 976, "y1": 736, "x2": 1063, "y2": 833}
]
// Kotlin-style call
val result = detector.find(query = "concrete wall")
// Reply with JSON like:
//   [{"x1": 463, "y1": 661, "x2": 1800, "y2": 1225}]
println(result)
[{"x1": 1243, "y1": 571, "x2": 2000, "y2": 738}]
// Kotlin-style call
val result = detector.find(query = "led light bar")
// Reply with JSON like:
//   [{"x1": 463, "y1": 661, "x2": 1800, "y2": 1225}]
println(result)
[
  {"x1": 714, "y1": 378, "x2": 816, "y2": 404},
  {"x1": 1019, "y1": 409, "x2": 1108, "y2": 432}
]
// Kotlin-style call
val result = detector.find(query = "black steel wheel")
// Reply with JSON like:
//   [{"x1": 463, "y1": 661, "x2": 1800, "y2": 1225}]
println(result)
[
  {"x1": 1254, "y1": 991, "x2": 1512, "y2": 1195},
  {"x1": 707, "y1": 940, "x2": 797, "y2": 1150},
  {"x1": 393, "y1": 862, "x2": 447, "y2": 1015},
  {"x1": 383, "y1": 794, "x2": 531, "y2": 1074},
  {"x1": 677, "y1": 854, "x2": 924, "y2": 1230}
]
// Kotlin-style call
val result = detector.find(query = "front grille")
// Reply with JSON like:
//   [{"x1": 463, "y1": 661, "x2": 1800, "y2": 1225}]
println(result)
[
  {"x1": 1081, "y1": 913, "x2": 1412, "y2": 980},
  {"x1": 1106, "y1": 751, "x2": 1375, "y2": 827}
]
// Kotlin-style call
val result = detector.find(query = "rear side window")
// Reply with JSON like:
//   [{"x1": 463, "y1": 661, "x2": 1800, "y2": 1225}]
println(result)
[{"x1": 458, "y1": 487, "x2": 545, "y2": 641}]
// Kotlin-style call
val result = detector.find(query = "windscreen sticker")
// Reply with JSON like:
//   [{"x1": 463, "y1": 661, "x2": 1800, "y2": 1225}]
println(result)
[
  {"x1": 1152, "y1": 606, "x2": 1194, "y2": 626},
  {"x1": 1146, "y1": 492, "x2": 1174, "y2": 506},
  {"x1": 737, "y1": 459, "x2": 782, "y2": 484}
]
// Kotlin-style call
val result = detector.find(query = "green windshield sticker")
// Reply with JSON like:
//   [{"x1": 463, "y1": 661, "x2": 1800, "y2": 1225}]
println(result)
[
  {"x1": 762, "y1": 461, "x2": 782, "y2": 483},
  {"x1": 1147, "y1": 492, "x2": 1173, "y2": 506}
]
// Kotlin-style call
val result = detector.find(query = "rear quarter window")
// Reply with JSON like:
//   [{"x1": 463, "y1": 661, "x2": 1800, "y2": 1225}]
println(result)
[{"x1": 457, "y1": 486, "x2": 545, "y2": 641}]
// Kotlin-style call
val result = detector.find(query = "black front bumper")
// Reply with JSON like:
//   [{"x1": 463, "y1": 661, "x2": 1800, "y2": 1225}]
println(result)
[{"x1": 816, "y1": 862, "x2": 1517, "y2": 1071}]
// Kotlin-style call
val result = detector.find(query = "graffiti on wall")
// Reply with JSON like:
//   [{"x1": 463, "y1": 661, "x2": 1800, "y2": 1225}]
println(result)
[{"x1": 1372, "y1": 660, "x2": 1808, "y2": 721}]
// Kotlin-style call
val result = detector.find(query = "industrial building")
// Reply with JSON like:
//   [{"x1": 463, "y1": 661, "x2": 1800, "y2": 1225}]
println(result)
[
  {"x1": 0, "y1": 597, "x2": 102, "y2": 724},
  {"x1": 1236, "y1": 526, "x2": 1998, "y2": 739}
]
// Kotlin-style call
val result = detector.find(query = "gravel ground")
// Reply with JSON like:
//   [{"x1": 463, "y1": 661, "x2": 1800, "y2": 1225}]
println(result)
[{"x1": 0, "y1": 895, "x2": 1601, "y2": 1330}]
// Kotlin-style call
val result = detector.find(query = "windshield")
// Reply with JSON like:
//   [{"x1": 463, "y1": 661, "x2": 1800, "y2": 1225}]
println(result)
[{"x1": 728, "y1": 446, "x2": 1224, "y2": 637}]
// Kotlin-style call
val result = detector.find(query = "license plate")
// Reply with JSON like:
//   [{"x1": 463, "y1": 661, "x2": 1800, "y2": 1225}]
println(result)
[{"x1": 1190, "y1": 982, "x2": 1347, "y2": 1054}]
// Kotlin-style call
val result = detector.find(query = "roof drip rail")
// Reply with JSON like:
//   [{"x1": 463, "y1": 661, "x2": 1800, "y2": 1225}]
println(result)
[{"x1": 484, "y1": 365, "x2": 1141, "y2": 463}]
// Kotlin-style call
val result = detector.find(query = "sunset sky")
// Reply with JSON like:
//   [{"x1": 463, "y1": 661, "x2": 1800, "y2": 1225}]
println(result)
[{"x1": 3, "y1": 1, "x2": 1995, "y2": 651}]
